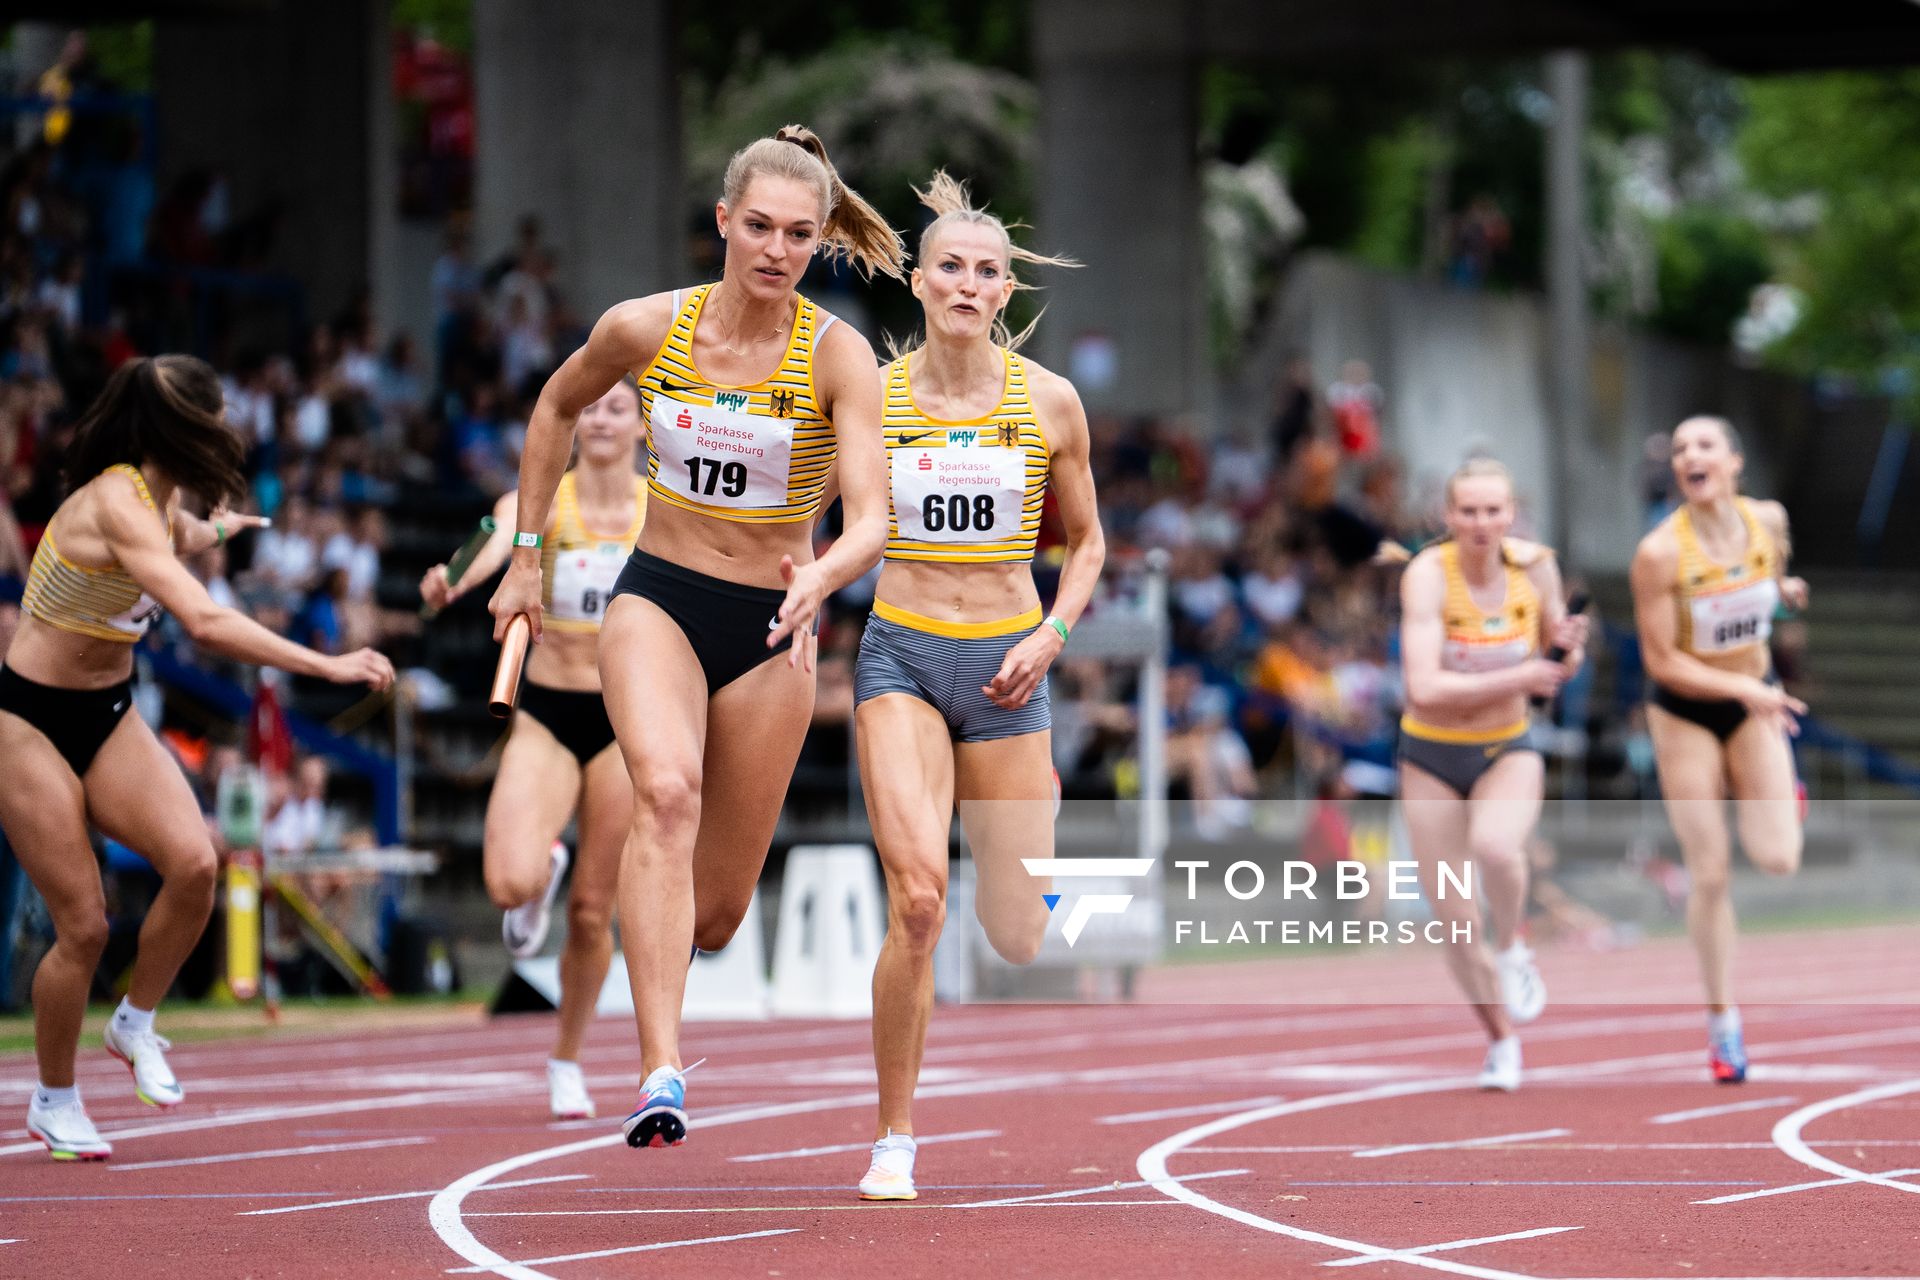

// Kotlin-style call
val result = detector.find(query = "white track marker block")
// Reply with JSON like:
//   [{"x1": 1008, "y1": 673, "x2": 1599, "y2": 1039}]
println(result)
[
  {"x1": 770, "y1": 844, "x2": 885, "y2": 1018},
  {"x1": 684, "y1": 890, "x2": 771, "y2": 1021}
]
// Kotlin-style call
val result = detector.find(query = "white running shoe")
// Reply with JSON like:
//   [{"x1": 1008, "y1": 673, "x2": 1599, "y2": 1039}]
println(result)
[
  {"x1": 548, "y1": 1059, "x2": 595, "y2": 1120},
  {"x1": 1497, "y1": 943, "x2": 1547, "y2": 1025},
  {"x1": 858, "y1": 1131, "x2": 919, "y2": 1201},
  {"x1": 503, "y1": 841, "x2": 570, "y2": 958},
  {"x1": 1477, "y1": 1036, "x2": 1522, "y2": 1092},
  {"x1": 104, "y1": 1019, "x2": 184, "y2": 1108},
  {"x1": 26, "y1": 1094, "x2": 112, "y2": 1161}
]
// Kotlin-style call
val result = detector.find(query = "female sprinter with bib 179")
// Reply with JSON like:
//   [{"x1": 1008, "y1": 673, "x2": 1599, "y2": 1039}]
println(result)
[
  {"x1": 851, "y1": 174, "x2": 1102, "y2": 1202},
  {"x1": 489, "y1": 126, "x2": 903, "y2": 1149},
  {"x1": 1631, "y1": 416, "x2": 1808, "y2": 1084},
  {"x1": 420, "y1": 379, "x2": 645, "y2": 1120},
  {"x1": 0, "y1": 356, "x2": 391, "y2": 1160},
  {"x1": 1398, "y1": 458, "x2": 1586, "y2": 1093}
]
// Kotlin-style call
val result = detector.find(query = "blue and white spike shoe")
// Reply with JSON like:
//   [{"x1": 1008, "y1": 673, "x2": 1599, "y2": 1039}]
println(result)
[{"x1": 621, "y1": 1058, "x2": 704, "y2": 1148}]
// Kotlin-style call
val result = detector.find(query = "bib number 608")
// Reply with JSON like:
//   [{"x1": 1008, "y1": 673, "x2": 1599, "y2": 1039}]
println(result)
[{"x1": 922, "y1": 492, "x2": 996, "y2": 533}]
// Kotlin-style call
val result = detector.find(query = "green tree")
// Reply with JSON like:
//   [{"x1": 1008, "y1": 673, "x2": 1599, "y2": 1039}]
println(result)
[{"x1": 1739, "y1": 71, "x2": 1920, "y2": 408}]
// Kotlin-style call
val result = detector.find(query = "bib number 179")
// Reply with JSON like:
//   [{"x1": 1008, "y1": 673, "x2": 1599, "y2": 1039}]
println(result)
[{"x1": 685, "y1": 456, "x2": 746, "y2": 498}]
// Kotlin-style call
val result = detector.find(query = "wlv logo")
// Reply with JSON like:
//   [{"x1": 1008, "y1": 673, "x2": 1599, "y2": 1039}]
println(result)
[
  {"x1": 1021, "y1": 857, "x2": 1157, "y2": 946},
  {"x1": 948, "y1": 429, "x2": 977, "y2": 446},
  {"x1": 714, "y1": 391, "x2": 749, "y2": 411}
]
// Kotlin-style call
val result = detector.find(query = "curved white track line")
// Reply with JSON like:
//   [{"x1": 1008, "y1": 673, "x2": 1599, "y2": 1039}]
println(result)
[
  {"x1": 1770, "y1": 1078, "x2": 1920, "y2": 1196},
  {"x1": 1135, "y1": 1076, "x2": 1553, "y2": 1280}
]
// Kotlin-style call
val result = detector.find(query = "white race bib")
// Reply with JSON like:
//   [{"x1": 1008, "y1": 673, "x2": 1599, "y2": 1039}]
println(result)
[
  {"x1": 654, "y1": 401, "x2": 793, "y2": 509},
  {"x1": 549, "y1": 544, "x2": 628, "y2": 625},
  {"x1": 890, "y1": 444, "x2": 1027, "y2": 543},
  {"x1": 1689, "y1": 577, "x2": 1778, "y2": 654},
  {"x1": 1441, "y1": 636, "x2": 1531, "y2": 674}
]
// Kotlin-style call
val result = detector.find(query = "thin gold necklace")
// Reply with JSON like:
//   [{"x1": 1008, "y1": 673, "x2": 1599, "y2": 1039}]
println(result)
[{"x1": 710, "y1": 291, "x2": 787, "y2": 357}]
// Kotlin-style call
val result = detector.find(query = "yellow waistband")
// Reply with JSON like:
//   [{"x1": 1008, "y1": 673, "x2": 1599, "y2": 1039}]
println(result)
[
  {"x1": 1399, "y1": 715, "x2": 1530, "y2": 746},
  {"x1": 872, "y1": 599, "x2": 1043, "y2": 639}
]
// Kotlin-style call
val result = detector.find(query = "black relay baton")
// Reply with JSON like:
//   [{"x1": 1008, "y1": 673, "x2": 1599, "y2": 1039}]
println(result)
[{"x1": 1532, "y1": 590, "x2": 1591, "y2": 711}]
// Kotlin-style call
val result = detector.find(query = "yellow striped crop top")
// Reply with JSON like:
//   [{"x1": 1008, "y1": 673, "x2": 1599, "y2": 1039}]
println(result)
[
  {"x1": 881, "y1": 349, "x2": 1049, "y2": 564},
  {"x1": 540, "y1": 470, "x2": 647, "y2": 633},
  {"x1": 21, "y1": 463, "x2": 169, "y2": 643},
  {"x1": 1437, "y1": 539, "x2": 1541, "y2": 673},
  {"x1": 633, "y1": 284, "x2": 838, "y2": 524},
  {"x1": 1673, "y1": 498, "x2": 1780, "y2": 657}
]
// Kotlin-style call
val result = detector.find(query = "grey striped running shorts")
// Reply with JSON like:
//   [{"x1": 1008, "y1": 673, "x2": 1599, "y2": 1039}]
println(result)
[{"x1": 854, "y1": 609, "x2": 1051, "y2": 742}]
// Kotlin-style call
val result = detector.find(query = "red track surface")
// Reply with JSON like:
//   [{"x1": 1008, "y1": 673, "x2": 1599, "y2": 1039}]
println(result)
[{"x1": 1, "y1": 926, "x2": 1916, "y2": 1279}]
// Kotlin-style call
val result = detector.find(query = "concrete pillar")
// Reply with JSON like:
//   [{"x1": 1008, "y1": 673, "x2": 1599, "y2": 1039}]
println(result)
[
  {"x1": 472, "y1": 0, "x2": 682, "y2": 322},
  {"x1": 1033, "y1": 0, "x2": 1203, "y2": 422},
  {"x1": 1543, "y1": 51, "x2": 1590, "y2": 558},
  {"x1": 153, "y1": 2, "x2": 383, "y2": 326}
]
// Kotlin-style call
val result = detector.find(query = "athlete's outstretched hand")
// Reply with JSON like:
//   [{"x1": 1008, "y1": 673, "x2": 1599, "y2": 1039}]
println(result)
[
  {"x1": 984, "y1": 624, "x2": 1065, "y2": 711},
  {"x1": 769, "y1": 555, "x2": 826, "y2": 670},
  {"x1": 1740, "y1": 678, "x2": 1808, "y2": 737},
  {"x1": 1781, "y1": 576, "x2": 1810, "y2": 611},
  {"x1": 327, "y1": 647, "x2": 395, "y2": 691},
  {"x1": 207, "y1": 507, "x2": 272, "y2": 541},
  {"x1": 491, "y1": 560, "x2": 544, "y2": 644},
  {"x1": 420, "y1": 564, "x2": 455, "y2": 611}
]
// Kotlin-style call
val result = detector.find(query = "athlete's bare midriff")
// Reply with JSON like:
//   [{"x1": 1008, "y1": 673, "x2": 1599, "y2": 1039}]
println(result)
[
  {"x1": 4, "y1": 613, "x2": 137, "y2": 690},
  {"x1": 635, "y1": 496, "x2": 817, "y2": 590},
  {"x1": 875, "y1": 558, "x2": 1040, "y2": 627}
]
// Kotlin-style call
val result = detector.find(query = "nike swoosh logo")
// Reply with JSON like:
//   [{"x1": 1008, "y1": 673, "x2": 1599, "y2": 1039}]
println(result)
[
  {"x1": 897, "y1": 430, "x2": 942, "y2": 445},
  {"x1": 657, "y1": 381, "x2": 699, "y2": 395}
]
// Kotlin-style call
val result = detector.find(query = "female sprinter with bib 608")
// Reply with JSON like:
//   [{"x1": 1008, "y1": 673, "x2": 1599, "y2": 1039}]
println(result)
[
  {"x1": 421, "y1": 380, "x2": 645, "y2": 1119},
  {"x1": 489, "y1": 127, "x2": 902, "y2": 1149},
  {"x1": 1631, "y1": 416, "x2": 1807, "y2": 1084},
  {"x1": 1398, "y1": 458, "x2": 1586, "y2": 1092},
  {"x1": 0, "y1": 356, "x2": 392, "y2": 1160},
  {"x1": 850, "y1": 174, "x2": 1103, "y2": 1201}
]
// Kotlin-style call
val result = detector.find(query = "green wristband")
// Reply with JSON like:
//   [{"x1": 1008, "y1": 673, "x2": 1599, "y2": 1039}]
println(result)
[
  {"x1": 1045, "y1": 614, "x2": 1070, "y2": 644},
  {"x1": 513, "y1": 531, "x2": 543, "y2": 549},
  {"x1": 213, "y1": 521, "x2": 227, "y2": 547}
]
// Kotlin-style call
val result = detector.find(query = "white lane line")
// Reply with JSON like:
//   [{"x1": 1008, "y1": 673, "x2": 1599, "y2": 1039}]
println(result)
[
  {"x1": 1651, "y1": 1096, "x2": 1799, "y2": 1125},
  {"x1": 1136, "y1": 1077, "x2": 1547, "y2": 1280},
  {"x1": 242, "y1": 1175, "x2": 589, "y2": 1216},
  {"x1": 0, "y1": 1085, "x2": 515, "y2": 1158},
  {"x1": 1097, "y1": 1096, "x2": 1286, "y2": 1126},
  {"x1": 1321, "y1": 1227, "x2": 1583, "y2": 1267},
  {"x1": 1353, "y1": 1129, "x2": 1570, "y2": 1160},
  {"x1": 444, "y1": 1229, "x2": 799, "y2": 1273},
  {"x1": 110, "y1": 1136, "x2": 432, "y2": 1172},
  {"x1": 463, "y1": 1201, "x2": 1189, "y2": 1217},
  {"x1": 729, "y1": 1128, "x2": 999, "y2": 1164},
  {"x1": 1696, "y1": 1167, "x2": 1920, "y2": 1206},
  {"x1": 427, "y1": 1015, "x2": 1920, "y2": 1279},
  {"x1": 954, "y1": 1169, "x2": 1247, "y2": 1208},
  {"x1": 1132, "y1": 1037, "x2": 1920, "y2": 1280},
  {"x1": 1192, "y1": 1140, "x2": 1920, "y2": 1154},
  {"x1": 1771, "y1": 1079, "x2": 1920, "y2": 1197}
]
